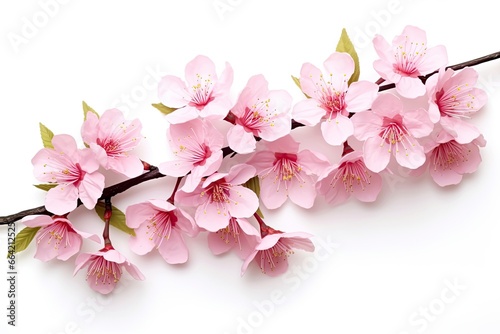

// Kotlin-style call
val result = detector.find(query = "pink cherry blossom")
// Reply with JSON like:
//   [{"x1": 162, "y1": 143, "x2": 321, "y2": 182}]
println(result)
[
  {"x1": 426, "y1": 67, "x2": 487, "y2": 143},
  {"x1": 227, "y1": 74, "x2": 292, "y2": 153},
  {"x1": 21, "y1": 215, "x2": 100, "y2": 262},
  {"x1": 175, "y1": 164, "x2": 259, "y2": 232},
  {"x1": 74, "y1": 245, "x2": 145, "y2": 294},
  {"x1": 316, "y1": 150, "x2": 383, "y2": 205},
  {"x1": 32, "y1": 134, "x2": 105, "y2": 215},
  {"x1": 246, "y1": 135, "x2": 330, "y2": 209},
  {"x1": 241, "y1": 224, "x2": 315, "y2": 277},
  {"x1": 420, "y1": 128, "x2": 485, "y2": 186},
  {"x1": 207, "y1": 217, "x2": 260, "y2": 260},
  {"x1": 292, "y1": 52, "x2": 379, "y2": 145},
  {"x1": 125, "y1": 199, "x2": 198, "y2": 264},
  {"x1": 158, "y1": 55, "x2": 233, "y2": 124},
  {"x1": 81, "y1": 109, "x2": 144, "y2": 177},
  {"x1": 373, "y1": 25, "x2": 448, "y2": 98},
  {"x1": 351, "y1": 93, "x2": 434, "y2": 173},
  {"x1": 159, "y1": 118, "x2": 224, "y2": 192}
]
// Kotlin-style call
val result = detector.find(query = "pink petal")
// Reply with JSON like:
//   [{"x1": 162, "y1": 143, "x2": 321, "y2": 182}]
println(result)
[
  {"x1": 287, "y1": 173, "x2": 317, "y2": 209},
  {"x1": 225, "y1": 164, "x2": 256, "y2": 185},
  {"x1": 440, "y1": 117, "x2": 481, "y2": 144},
  {"x1": 351, "y1": 111, "x2": 383, "y2": 141},
  {"x1": 227, "y1": 186, "x2": 259, "y2": 218},
  {"x1": 320, "y1": 114, "x2": 353, "y2": 145},
  {"x1": 157, "y1": 229, "x2": 189, "y2": 264},
  {"x1": 417, "y1": 45, "x2": 448, "y2": 74},
  {"x1": 22, "y1": 215, "x2": 53, "y2": 227},
  {"x1": 45, "y1": 185, "x2": 79, "y2": 215},
  {"x1": 345, "y1": 81, "x2": 379, "y2": 113},
  {"x1": 78, "y1": 173, "x2": 105, "y2": 210},
  {"x1": 56, "y1": 232, "x2": 82, "y2": 261},
  {"x1": 396, "y1": 77, "x2": 426, "y2": 98},
  {"x1": 81, "y1": 111, "x2": 99, "y2": 144},
  {"x1": 298, "y1": 62, "x2": 323, "y2": 99},
  {"x1": 123, "y1": 262, "x2": 145, "y2": 281},
  {"x1": 107, "y1": 155, "x2": 144, "y2": 178},
  {"x1": 292, "y1": 99, "x2": 325, "y2": 126},
  {"x1": 323, "y1": 52, "x2": 354, "y2": 90},
  {"x1": 158, "y1": 75, "x2": 190, "y2": 108},
  {"x1": 208, "y1": 231, "x2": 233, "y2": 255},
  {"x1": 227, "y1": 124, "x2": 256, "y2": 154},
  {"x1": 259, "y1": 174, "x2": 288, "y2": 209},
  {"x1": 363, "y1": 137, "x2": 391, "y2": 173},
  {"x1": 184, "y1": 55, "x2": 217, "y2": 87},
  {"x1": 195, "y1": 201, "x2": 230, "y2": 232}
]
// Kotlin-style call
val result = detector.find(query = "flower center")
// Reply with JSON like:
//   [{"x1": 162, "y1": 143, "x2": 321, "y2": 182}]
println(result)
[
  {"x1": 393, "y1": 39, "x2": 427, "y2": 77},
  {"x1": 146, "y1": 211, "x2": 178, "y2": 248},
  {"x1": 432, "y1": 140, "x2": 469, "y2": 170},
  {"x1": 188, "y1": 74, "x2": 215, "y2": 110},
  {"x1": 258, "y1": 240, "x2": 294, "y2": 274},
  {"x1": 435, "y1": 84, "x2": 477, "y2": 119},
  {"x1": 379, "y1": 116, "x2": 411, "y2": 153},
  {"x1": 329, "y1": 159, "x2": 372, "y2": 192},
  {"x1": 86, "y1": 255, "x2": 122, "y2": 285}
]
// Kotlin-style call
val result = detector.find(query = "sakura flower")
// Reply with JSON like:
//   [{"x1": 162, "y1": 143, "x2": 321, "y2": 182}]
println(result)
[
  {"x1": 227, "y1": 74, "x2": 292, "y2": 154},
  {"x1": 158, "y1": 55, "x2": 233, "y2": 124},
  {"x1": 32, "y1": 134, "x2": 105, "y2": 215},
  {"x1": 81, "y1": 108, "x2": 144, "y2": 177},
  {"x1": 125, "y1": 199, "x2": 198, "y2": 264},
  {"x1": 421, "y1": 128, "x2": 486, "y2": 186},
  {"x1": 426, "y1": 67, "x2": 487, "y2": 143},
  {"x1": 292, "y1": 52, "x2": 378, "y2": 145},
  {"x1": 74, "y1": 245, "x2": 145, "y2": 295},
  {"x1": 159, "y1": 118, "x2": 224, "y2": 192},
  {"x1": 241, "y1": 221, "x2": 315, "y2": 277},
  {"x1": 351, "y1": 93, "x2": 433, "y2": 173},
  {"x1": 373, "y1": 25, "x2": 448, "y2": 98},
  {"x1": 316, "y1": 149, "x2": 383, "y2": 205},
  {"x1": 175, "y1": 164, "x2": 259, "y2": 232},
  {"x1": 246, "y1": 135, "x2": 330, "y2": 209},
  {"x1": 22, "y1": 215, "x2": 100, "y2": 262},
  {"x1": 207, "y1": 217, "x2": 260, "y2": 260}
]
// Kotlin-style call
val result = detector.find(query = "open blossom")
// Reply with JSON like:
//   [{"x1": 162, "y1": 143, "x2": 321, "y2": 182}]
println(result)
[
  {"x1": 227, "y1": 74, "x2": 292, "y2": 154},
  {"x1": 74, "y1": 245, "x2": 145, "y2": 294},
  {"x1": 207, "y1": 217, "x2": 260, "y2": 260},
  {"x1": 373, "y1": 25, "x2": 448, "y2": 98},
  {"x1": 158, "y1": 55, "x2": 233, "y2": 124},
  {"x1": 32, "y1": 134, "x2": 105, "y2": 215},
  {"x1": 125, "y1": 199, "x2": 198, "y2": 264},
  {"x1": 81, "y1": 109, "x2": 144, "y2": 177},
  {"x1": 246, "y1": 135, "x2": 329, "y2": 209},
  {"x1": 351, "y1": 93, "x2": 434, "y2": 173},
  {"x1": 22, "y1": 215, "x2": 100, "y2": 262},
  {"x1": 159, "y1": 118, "x2": 224, "y2": 192},
  {"x1": 241, "y1": 223, "x2": 315, "y2": 277},
  {"x1": 175, "y1": 164, "x2": 259, "y2": 232},
  {"x1": 421, "y1": 128, "x2": 486, "y2": 186},
  {"x1": 292, "y1": 52, "x2": 378, "y2": 145},
  {"x1": 426, "y1": 67, "x2": 487, "y2": 143},
  {"x1": 316, "y1": 150, "x2": 383, "y2": 205}
]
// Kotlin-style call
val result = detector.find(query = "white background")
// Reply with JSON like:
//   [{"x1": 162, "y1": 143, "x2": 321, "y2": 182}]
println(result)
[{"x1": 1, "y1": 1, "x2": 500, "y2": 333}]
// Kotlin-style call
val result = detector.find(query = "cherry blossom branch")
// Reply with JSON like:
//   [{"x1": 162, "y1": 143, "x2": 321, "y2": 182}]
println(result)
[
  {"x1": 0, "y1": 165, "x2": 166, "y2": 226},
  {"x1": 378, "y1": 50, "x2": 500, "y2": 91},
  {"x1": 1, "y1": 51, "x2": 499, "y2": 227}
]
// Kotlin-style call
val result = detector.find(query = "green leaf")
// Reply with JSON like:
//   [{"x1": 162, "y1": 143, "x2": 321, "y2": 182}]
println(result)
[
  {"x1": 335, "y1": 28, "x2": 360, "y2": 85},
  {"x1": 95, "y1": 202, "x2": 135, "y2": 236},
  {"x1": 34, "y1": 184, "x2": 58, "y2": 191},
  {"x1": 244, "y1": 176, "x2": 264, "y2": 218},
  {"x1": 7, "y1": 226, "x2": 41, "y2": 258},
  {"x1": 152, "y1": 103, "x2": 177, "y2": 116},
  {"x1": 39, "y1": 122, "x2": 54, "y2": 149},
  {"x1": 82, "y1": 101, "x2": 99, "y2": 121},
  {"x1": 291, "y1": 75, "x2": 311, "y2": 98}
]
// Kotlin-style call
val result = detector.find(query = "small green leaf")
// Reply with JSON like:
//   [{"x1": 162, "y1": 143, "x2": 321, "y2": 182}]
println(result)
[
  {"x1": 39, "y1": 122, "x2": 54, "y2": 149},
  {"x1": 244, "y1": 176, "x2": 264, "y2": 218},
  {"x1": 291, "y1": 75, "x2": 311, "y2": 98},
  {"x1": 95, "y1": 202, "x2": 135, "y2": 236},
  {"x1": 152, "y1": 103, "x2": 177, "y2": 116},
  {"x1": 335, "y1": 28, "x2": 360, "y2": 85},
  {"x1": 34, "y1": 184, "x2": 58, "y2": 191},
  {"x1": 7, "y1": 226, "x2": 41, "y2": 258},
  {"x1": 82, "y1": 101, "x2": 99, "y2": 121}
]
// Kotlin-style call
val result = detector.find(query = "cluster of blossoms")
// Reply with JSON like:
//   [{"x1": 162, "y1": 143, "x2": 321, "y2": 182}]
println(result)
[{"x1": 17, "y1": 25, "x2": 487, "y2": 294}]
